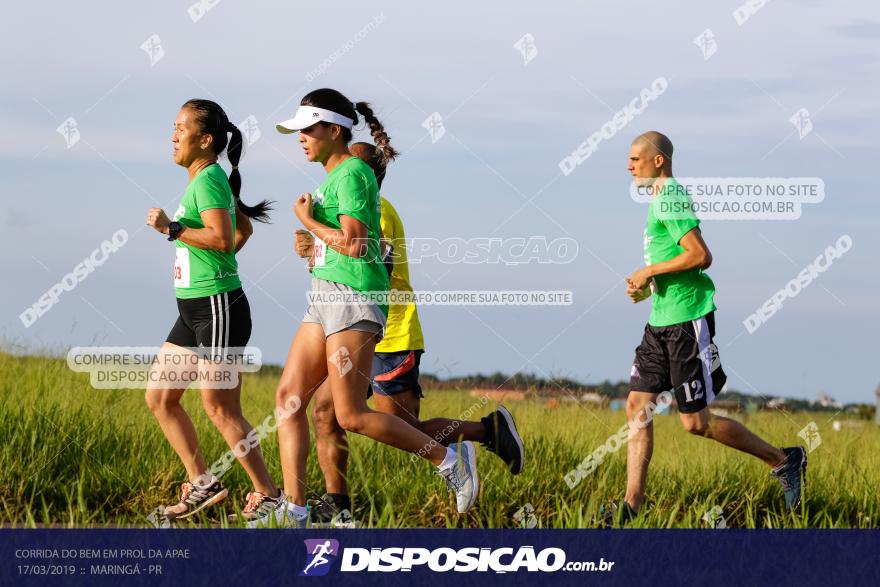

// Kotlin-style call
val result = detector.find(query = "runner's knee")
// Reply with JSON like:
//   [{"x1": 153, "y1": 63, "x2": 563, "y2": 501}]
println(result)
[
  {"x1": 202, "y1": 398, "x2": 241, "y2": 424},
  {"x1": 626, "y1": 393, "x2": 652, "y2": 418},
  {"x1": 145, "y1": 390, "x2": 179, "y2": 415},
  {"x1": 276, "y1": 383, "x2": 307, "y2": 422},
  {"x1": 313, "y1": 397, "x2": 341, "y2": 436},
  {"x1": 681, "y1": 415, "x2": 710, "y2": 436},
  {"x1": 335, "y1": 407, "x2": 367, "y2": 434}
]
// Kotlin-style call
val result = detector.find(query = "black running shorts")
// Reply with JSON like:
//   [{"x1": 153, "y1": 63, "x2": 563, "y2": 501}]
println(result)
[
  {"x1": 166, "y1": 288, "x2": 252, "y2": 358},
  {"x1": 629, "y1": 312, "x2": 727, "y2": 414}
]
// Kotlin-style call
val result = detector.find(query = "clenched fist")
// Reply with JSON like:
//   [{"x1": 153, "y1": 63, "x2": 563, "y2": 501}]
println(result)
[
  {"x1": 294, "y1": 193, "x2": 313, "y2": 224},
  {"x1": 295, "y1": 229, "x2": 315, "y2": 258},
  {"x1": 146, "y1": 208, "x2": 171, "y2": 235}
]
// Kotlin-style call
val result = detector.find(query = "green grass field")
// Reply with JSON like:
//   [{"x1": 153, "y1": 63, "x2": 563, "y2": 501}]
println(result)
[{"x1": 1, "y1": 352, "x2": 877, "y2": 528}]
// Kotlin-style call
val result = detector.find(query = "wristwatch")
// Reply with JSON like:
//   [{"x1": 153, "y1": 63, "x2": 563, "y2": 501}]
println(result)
[{"x1": 167, "y1": 221, "x2": 184, "y2": 241}]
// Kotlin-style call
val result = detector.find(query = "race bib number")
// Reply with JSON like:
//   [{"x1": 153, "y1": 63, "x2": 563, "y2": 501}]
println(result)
[
  {"x1": 174, "y1": 247, "x2": 190, "y2": 288},
  {"x1": 314, "y1": 237, "x2": 327, "y2": 267}
]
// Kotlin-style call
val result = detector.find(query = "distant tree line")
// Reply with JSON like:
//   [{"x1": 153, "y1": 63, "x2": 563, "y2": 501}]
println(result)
[
  {"x1": 419, "y1": 371, "x2": 876, "y2": 417},
  {"x1": 253, "y1": 364, "x2": 875, "y2": 417}
]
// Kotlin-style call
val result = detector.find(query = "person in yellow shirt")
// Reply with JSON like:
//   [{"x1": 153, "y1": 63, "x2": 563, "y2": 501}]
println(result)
[{"x1": 296, "y1": 142, "x2": 524, "y2": 526}]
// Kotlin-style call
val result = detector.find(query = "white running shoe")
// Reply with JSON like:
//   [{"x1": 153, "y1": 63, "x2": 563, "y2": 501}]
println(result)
[
  {"x1": 438, "y1": 441, "x2": 479, "y2": 513},
  {"x1": 245, "y1": 496, "x2": 308, "y2": 529}
]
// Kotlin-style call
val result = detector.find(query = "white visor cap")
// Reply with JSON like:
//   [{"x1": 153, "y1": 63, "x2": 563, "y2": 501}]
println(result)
[{"x1": 276, "y1": 106, "x2": 354, "y2": 134}]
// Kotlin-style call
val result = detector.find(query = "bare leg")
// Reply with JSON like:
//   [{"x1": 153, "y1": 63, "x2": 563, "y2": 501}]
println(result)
[
  {"x1": 312, "y1": 381, "x2": 348, "y2": 495},
  {"x1": 679, "y1": 408, "x2": 786, "y2": 467},
  {"x1": 275, "y1": 323, "x2": 330, "y2": 506},
  {"x1": 372, "y1": 392, "x2": 486, "y2": 445},
  {"x1": 624, "y1": 391, "x2": 657, "y2": 513},
  {"x1": 145, "y1": 343, "x2": 206, "y2": 482},
  {"x1": 324, "y1": 330, "x2": 448, "y2": 467},
  {"x1": 200, "y1": 374, "x2": 278, "y2": 496}
]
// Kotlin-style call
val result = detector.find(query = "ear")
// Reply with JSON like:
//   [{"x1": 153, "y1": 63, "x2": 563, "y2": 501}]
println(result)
[
  {"x1": 653, "y1": 154, "x2": 665, "y2": 169},
  {"x1": 200, "y1": 132, "x2": 214, "y2": 152}
]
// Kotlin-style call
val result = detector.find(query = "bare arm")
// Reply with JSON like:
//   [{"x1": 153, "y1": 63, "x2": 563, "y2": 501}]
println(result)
[
  {"x1": 626, "y1": 227, "x2": 712, "y2": 296},
  {"x1": 647, "y1": 228, "x2": 712, "y2": 277},
  {"x1": 294, "y1": 193, "x2": 370, "y2": 258},
  {"x1": 302, "y1": 214, "x2": 369, "y2": 258},
  {"x1": 146, "y1": 207, "x2": 235, "y2": 253},
  {"x1": 234, "y1": 204, "x2": 254, "y2": 253}
]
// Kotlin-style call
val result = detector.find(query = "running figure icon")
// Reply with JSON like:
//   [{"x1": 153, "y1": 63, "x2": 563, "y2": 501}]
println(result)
[{"x1": 300, "y1": 539, "x2": 339, "y2": 576}]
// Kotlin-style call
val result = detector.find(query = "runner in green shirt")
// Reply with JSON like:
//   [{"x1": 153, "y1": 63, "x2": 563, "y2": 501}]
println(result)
[
  {"x1": 308, "y1": 155, "x2": 390, "y2": 314},
  {"x1": 304, "y1": 142, "x2": 525, "y2": 527},
  {"x1": 254, "y1": 88, "x2": 478, "y2": 528},
  {"x1": 599, "y1": 131, "x2": 807, "y2": 525},
  {"x1": 144, "y1": 98, "x2": 282, "y2": 524},
  {"x1": 641, "y1": 178, "x2": 717, "y2": 327},
  {"x1": 171, "y1": 162, "x2": 242, "y2": 299}
]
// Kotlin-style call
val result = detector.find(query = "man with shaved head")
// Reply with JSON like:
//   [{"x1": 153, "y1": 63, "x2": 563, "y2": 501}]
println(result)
[
  {"x1": 599, "y1": 131, "x2": 807, "y2": 525},
  {"x1": 632, "y1": 131, "x2": 674, "y2": 174}
]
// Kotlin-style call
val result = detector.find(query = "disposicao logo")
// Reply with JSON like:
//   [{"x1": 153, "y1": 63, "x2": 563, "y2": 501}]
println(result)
[{"x1": 301, "y1": 539, "x2": 339, "y2": 577}]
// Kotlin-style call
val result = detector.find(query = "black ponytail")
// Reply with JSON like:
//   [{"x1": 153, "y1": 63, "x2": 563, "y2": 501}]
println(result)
[
  {"x1": 225, "y1": 121, "x2": 272, "y2": 222},
  {"x1": 182, "y1": 99, "x2": 273, "y2": 223},
  {"x1": 354, "y1": 102, "x2": 398, "y2": 166}
]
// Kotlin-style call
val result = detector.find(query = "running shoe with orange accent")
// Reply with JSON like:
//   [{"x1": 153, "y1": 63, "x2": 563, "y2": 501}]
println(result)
[
  {"x1": 227, "y1": 491, "x2": 284, "y2": 524},
  {"x1": 161, "y1": 480, "x2": 228, "y2": 520}
]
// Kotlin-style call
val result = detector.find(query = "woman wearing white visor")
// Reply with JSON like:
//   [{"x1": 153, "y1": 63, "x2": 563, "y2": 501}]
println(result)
[{"x1": 252, "y1": 88, "x2": 478, "y2": 527}]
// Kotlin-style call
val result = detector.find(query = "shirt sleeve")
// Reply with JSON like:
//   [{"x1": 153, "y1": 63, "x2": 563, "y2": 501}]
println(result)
[
  {"x1": 193, "y1": 173, "x2": 233, "y2": 213},
  {"x1": 658, "y1": 192, "x2": 700, "y2": 244},
  {"x1": 335, "y1": 172, "x2": 373, "y2": 227},
  {"x1": 663, "y1": 214, "x2": 699, "y2": 244}
]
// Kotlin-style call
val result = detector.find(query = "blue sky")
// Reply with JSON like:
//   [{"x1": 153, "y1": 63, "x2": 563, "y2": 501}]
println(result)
[{"x1": 2, "y1": 1, "x2": 878, "y2": 403}]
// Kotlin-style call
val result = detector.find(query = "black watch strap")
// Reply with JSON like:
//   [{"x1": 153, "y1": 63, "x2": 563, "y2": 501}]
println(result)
[{"x1": 167, "y1": 221, "x2": 183, "y2": 241}]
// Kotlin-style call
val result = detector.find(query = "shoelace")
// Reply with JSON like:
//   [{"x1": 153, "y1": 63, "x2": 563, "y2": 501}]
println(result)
[
  {"x1": 773, "y1": 470, "x2": 793, "y2": 491},
  {"x1": 182, "y1": 482, "x2": 213, "y2": 506},
  {"x1": 243, "y1": 492, "x2": 266, "y2": 514},
  {"x1": 180, "y1": 482, "x2": 194, "y2": 503},
  {"x1": 313, "y1": 495, "x2": 351, "y2": 516},
  {"x1": 242, "y1": 491, "x2": 278, "y2": 514},
  {"x1": 439, "y1": 465, "x2": 463, "y2": 492},
  {"x1": 312, "y1": 498, "x2": 334, "y2": 517}
]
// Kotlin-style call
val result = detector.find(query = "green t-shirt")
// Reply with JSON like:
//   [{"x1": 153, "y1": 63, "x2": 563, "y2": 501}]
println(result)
[
  {"x1": 311, "y1": 157, "x2": 389, "y2": 316},
  {"x1": 643, "y1": 178, "x2": 716, "y2": 327},
  {"x1": 172, "y1": 163, "x2": 241, "y2": 299}
]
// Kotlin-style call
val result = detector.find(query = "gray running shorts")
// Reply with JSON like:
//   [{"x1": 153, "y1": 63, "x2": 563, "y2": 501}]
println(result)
[{"x1": 303, "y1": 277, "x2": 386, "y2": 339}]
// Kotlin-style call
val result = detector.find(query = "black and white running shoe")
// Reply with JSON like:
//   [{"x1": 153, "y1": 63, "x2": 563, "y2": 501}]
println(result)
[{"x1": 481, "y1": 405, "x2": 525, "y2": 474}]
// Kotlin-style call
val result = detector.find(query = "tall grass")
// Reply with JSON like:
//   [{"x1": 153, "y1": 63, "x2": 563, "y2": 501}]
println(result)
[{"x1": 1, "y1": 353, "x2": 876, "y2": 528}]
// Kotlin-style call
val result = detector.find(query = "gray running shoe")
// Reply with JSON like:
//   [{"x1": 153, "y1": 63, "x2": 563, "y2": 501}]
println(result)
[
  {"x1": 245, "y1": 496, "x2": 308, "y2": 529},
  {"x1": 771, "y1": 446, "x2": 807, "y2": 512},
  {"x1": 438, "y1": 441, "x2": 479, "y2": 513}
]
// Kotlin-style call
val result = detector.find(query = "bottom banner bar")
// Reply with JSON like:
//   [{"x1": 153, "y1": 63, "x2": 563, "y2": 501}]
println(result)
[{"x1": 2, "y1": 529, "x2": 877, "y2": 586}]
